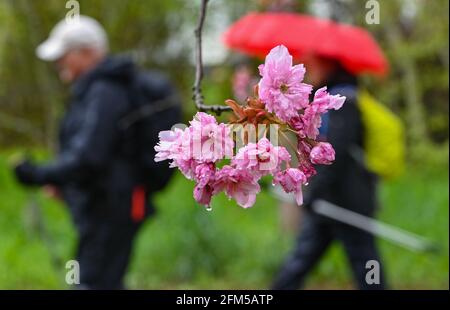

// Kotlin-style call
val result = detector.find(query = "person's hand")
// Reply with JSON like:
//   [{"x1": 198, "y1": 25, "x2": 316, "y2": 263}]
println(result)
[
  {"x1": 14, "y1": 160, "x2": 39, "y2": 185},
  {"x1": 43, "y1": 185, "x2": 62, "y2": 200}
]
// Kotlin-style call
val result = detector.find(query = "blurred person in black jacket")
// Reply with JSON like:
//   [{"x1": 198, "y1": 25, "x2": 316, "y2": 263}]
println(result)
[
  {"x1": 271, "y1": 54, "x2": 387, "y2": 290},
  {"x1": 13, "y1": 16, "x2": 175, "y2": 289}
]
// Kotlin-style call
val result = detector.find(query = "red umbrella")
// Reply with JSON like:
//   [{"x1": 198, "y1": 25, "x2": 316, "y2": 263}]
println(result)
[{"x1": 223, "y1": 12, "x2": 388, "y2": 76}]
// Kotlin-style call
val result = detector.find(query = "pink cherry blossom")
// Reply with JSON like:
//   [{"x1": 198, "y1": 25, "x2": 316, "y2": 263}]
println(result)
[
  {"x1": 297, "y1": 139, "x2": 312, "y2": 156},
  {"x1": 258, "y1": 45, "x2": 312, "y2": 122},
  {"x1": 155, "y1": 46, "x2": 346, "y2": 211},
  {"x1": 213, "y1": 165, "x2": 261, "y2": 208},
  {"x1": 310, "y1": 142, "x2": 335, "y2": 165},
  {"x1": 232, "y1": 138, "x2": 291, "y2": 176},
  {"x1": 273, "y1": 168, "x2": 307, "y2": 205},
  {"x1": 194, "y1": 162, "x2": 216, "y2": 186},
  {"x1": 188, "y1": 112, "x2": 234, "y2": 162},
  {"x1": 301, "y1": 87, "x2": 346, "y2": 139},
  {"x1": 189, "y1": 111, "x2": 217, "y2": 127},
  {"x1": 155, "y1": 128, "x2": 198, "y2": 179},
  {"x1": 298, "y1": 161, "x2": 317, "y2": 179},
  {"x1": 154, "y1": 113, "x2": 234, "y2": 180},
  {"x1": 288, "y1": 116, "x2": 305, "y2": 137},
  {"x1": 154, "y1": 128, "x2": 184, "y2": 163},
  {"x1": 172, "y1": 158, "x2": 198, "y2": 180},
  {"x1": 313, "y1": 86, "x2": 346, "y2": 110},
  {"x1": 194, "y1": 183, "x2": 214, "y2": 206},
  {"x1": 193, "y1": 163, "x2": 217, "y2": 207}
]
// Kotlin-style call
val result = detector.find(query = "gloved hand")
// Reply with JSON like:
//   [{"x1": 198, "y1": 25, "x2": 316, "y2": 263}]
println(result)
[{"x1": 14, "y1": 160, "x2": 40, "y2": 186}]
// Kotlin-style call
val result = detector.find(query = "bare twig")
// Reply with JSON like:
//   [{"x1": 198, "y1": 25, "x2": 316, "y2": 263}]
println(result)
[{"x1": 193, "y1": 0, "x2": 231, "y2": 115}]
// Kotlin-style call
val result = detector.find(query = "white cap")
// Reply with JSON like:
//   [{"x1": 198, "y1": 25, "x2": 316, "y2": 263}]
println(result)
[{"x1": 36, "y1": 15, "x2": 108, "y2": 61}]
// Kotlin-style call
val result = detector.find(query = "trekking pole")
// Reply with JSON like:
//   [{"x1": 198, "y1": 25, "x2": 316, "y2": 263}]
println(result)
[
  {"x1": 23, "y1": 189, "x2": 64, "y2": 270},
  {"x1": 9, "y1": 148, "x2": 64, "y2": 271},
  {"x1": 312, "y1": 199, "x2": 440, "y2": 253},
  {"x1": 269, "y1": 186, "x2": 439, "y2": 253}
]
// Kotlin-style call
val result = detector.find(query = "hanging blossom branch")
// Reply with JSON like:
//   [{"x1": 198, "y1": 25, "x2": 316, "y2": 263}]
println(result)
[
  {"x1": 155, "y1": 43, "x2": 347, "y2": 209},
  {"x1": 193, "y1": 0, "x2": 231, "y2": 115},
  {"x1": 154, "y1": 1, "x2": 347, "y2": 210}
]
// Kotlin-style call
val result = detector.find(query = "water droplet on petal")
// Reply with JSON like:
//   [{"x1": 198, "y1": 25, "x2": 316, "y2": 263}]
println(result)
[
  {"x1": 304, "y1": 182, "x2": 309, "y2": 186},
  {"x1": 205, "y1": 205, "x2": 212, "y2": 211}
]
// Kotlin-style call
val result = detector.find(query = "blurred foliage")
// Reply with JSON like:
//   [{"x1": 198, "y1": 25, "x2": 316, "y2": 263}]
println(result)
[
  {"x1": 0, "y1": 0, "x2": 448, "y2": 290},
  {"x1": 367, "y1": 0, "x2": 449, "y2": 148},
  {"x1": 0, "y1": 150, "x2": 447, "y2": 289},
  {"x1": 0, "y1": 0, "x2": 188, "y2": 148},
  {"x1": 0, "y1": 0, "x2": 251, "y2": 147},
  {"x1": 0, "y1": 0, "x2": 448, "y2": 152}
]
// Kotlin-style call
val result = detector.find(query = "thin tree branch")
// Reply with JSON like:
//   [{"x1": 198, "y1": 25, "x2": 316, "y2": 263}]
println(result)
[{"x1": 193, "y1": 0, "x2": 231, "y2": 115}]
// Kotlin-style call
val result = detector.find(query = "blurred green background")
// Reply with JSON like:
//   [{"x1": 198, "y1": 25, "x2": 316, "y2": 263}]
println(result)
[{"x1": 0, "y1": 0, "x2": 448, "y2": 289}]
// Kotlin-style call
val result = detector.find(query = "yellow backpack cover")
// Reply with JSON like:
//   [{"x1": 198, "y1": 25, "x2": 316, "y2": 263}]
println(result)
[{"x1": 357, "y1": 90, "x2": 405, "y2": 179}]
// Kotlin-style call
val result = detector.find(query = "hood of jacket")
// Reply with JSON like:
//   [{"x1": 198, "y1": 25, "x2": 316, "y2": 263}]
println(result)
[{"x1": 72, "y1": 55, "x2": 136, "y2": 99}]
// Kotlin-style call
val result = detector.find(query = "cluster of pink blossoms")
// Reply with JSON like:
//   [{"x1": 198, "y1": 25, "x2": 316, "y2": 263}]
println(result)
[{"x1": 154, "y1": 45, "x2": 345, "y2": 209}]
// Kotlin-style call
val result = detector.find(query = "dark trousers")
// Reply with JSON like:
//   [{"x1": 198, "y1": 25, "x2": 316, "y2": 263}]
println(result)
[
  {"x1": 271, "y1": 212, "x2": 386, "y2": 290},
  {"x1": 75, "y1": 219, "x2": 142, "y2": 289},
  {"x1": 63, "y1": 185, "x2": 151, "y2": 289}
]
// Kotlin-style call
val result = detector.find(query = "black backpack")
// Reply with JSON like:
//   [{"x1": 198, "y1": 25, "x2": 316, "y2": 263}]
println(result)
[{"x1": 119, "y1": 70, "x2": 182, "y2": 193}]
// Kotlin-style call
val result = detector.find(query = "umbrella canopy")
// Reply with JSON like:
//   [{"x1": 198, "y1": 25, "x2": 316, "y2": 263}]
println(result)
[{"x1": 223, "y1": 12, "x2": 388, "y2": 76}]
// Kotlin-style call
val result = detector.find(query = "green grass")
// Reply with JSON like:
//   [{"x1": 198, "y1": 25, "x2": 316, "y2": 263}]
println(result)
[{"x1": 0, "y1": 150, "x2": 448, "y2": 289}]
